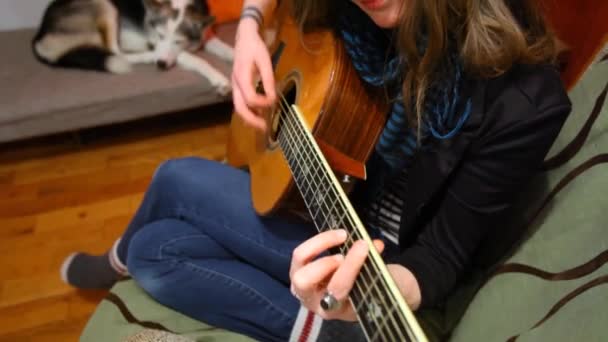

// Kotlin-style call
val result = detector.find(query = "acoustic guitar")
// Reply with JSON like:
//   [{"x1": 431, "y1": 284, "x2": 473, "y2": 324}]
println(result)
[{"x1": 226, "y1": 14, "x2": 428, "y2": 342}]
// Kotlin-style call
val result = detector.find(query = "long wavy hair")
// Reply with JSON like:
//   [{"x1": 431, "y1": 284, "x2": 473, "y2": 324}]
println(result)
[{"x1": 289, "y1": 0, "x2": 559, "y2": 129}]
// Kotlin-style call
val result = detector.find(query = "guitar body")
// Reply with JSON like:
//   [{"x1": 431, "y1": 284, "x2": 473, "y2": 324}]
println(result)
[{"x1": 226, "y1": 16, "x2": 387, "y2": 215}]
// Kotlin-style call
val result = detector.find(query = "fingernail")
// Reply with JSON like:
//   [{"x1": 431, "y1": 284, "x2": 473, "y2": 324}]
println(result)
[
  {"x1": 334, "y1": 254, "x2": 344, "y2": 262},
  {"x1": 336, "y1": 229, "x2": 348, "y2": 240}
]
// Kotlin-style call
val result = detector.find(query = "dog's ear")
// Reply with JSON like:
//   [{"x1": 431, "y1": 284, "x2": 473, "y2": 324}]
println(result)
[
  {"x1": 187, "y1": 0, "x2": 210, "y2": 17},
  {"x1": 143, "y1": 0, "x2": 174, "y2": 17},
  {"x1": 202, "y1": 15, "x2": 216, "y2": 27}
]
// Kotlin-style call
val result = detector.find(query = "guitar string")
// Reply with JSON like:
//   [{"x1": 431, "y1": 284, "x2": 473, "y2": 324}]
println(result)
[
  {"x1": 274, "y1": 94, "x2": 394, "y2": 292},
  {"x1": 282, "y1": 93, "x2": 404, "y2": 328},
  {"x1": 272, "y1": 97, "x2": 394, "y2": 341},
  {"x1": 274, "y1": 95, "x2": 413, "y2": 341},
  {"x1": 275, "y1": 98, "x2": 404, "y2": 342},
  {"x1": 274, "y1": 101, "x2": 397, "y2": 342}
]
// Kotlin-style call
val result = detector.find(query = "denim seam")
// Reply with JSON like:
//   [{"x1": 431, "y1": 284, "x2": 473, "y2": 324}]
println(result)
[
  {"x1": 155, "y1": 231, "x2": 295, "y2": 322},
  {"x1": 219, "y1": 222, "x2": 293, "y2": 261},
  {"x1": 168, "y1": 205, "x2": 294, "y2": 262},
  {"x1": 158, "y1": 234, "x2": 207, "y2": 260},
  {"x1": 178, "y1": 260, "x2": 296, "y2": 322}
]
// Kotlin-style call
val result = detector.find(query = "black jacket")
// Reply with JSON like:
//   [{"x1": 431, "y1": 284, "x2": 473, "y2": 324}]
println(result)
[{"x1": 383, "y1": 64, "x2": 572, "y2": 308}]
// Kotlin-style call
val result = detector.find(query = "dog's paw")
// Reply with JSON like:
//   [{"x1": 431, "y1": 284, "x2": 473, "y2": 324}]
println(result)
[
  {"x1": 106, "y1": 55, "x2": 132, "y2": 74},
  {"x1": 213, "y1": 77, "x2": 231, "y2": 96},
  {"x1": 209, "y1": 74, "x2": 231, "y2": 96},
  {"x1": 222, "y1": 51, "x2": 234, "y2": 64}
]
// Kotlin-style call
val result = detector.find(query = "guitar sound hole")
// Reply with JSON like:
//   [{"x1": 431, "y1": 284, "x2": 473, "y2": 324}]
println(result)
[{"x1": 268, "y1": 80, "x2": 298, "y2": 148}]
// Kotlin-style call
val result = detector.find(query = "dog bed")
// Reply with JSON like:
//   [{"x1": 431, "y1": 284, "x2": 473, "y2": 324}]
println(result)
[{"x1": 0, "y1": 23, "x2": 236, "y2": 144}]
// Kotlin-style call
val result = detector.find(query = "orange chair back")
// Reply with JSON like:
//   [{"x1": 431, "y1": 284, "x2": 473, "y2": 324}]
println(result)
[
  {"x1": 208, "y1": 0, "x2": 244, "y2": 24},
  {"x1": 540, "y1": 0, "x2": 608, "y2": 88}
]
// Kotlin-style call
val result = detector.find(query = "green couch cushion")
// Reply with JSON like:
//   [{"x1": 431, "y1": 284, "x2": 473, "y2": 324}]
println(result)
[
  {"x1": 450, "y1": 50, "x2": 608, "y2": 342},
  {"x1": 81, "y1": 280, "x2": 255, "y2": 342}
]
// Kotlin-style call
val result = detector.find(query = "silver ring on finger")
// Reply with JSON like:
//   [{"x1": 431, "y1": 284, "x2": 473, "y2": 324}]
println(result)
[{"x1": 320, "y1": 291, "x2": 342, "y2": 311}]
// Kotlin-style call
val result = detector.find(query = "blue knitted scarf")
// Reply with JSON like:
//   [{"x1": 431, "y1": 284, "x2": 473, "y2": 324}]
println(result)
[{"x1": 334, "y1": 2, "x2": 472, "y2": 176}]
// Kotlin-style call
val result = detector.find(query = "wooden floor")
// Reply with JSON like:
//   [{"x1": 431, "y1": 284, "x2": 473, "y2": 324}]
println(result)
[{"x1": 0, "y1": 104, "x2": 232, "y2": 341}]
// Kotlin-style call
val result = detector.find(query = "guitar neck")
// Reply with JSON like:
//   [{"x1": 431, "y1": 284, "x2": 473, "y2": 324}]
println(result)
[{"x1": 278, "y1": 103, "x2": 428, "y2": 342}]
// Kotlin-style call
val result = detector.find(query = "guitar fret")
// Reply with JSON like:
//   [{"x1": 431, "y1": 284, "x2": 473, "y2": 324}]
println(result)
[
  {"x1": 286, "y1": 130, "x2": 321, "y2": 223},
  {"x1": 302, "y1": 174, "x2": 314, "y2": 204},
  {"x1": 350, "y1": 268, "x2": 380, "y2": 340},
  {"x1": 310, "y1": 194, "x2": 326, "y2": 228},
  {"x1": 291, "y1": 156, "x2": 312, "y2": 200},
  {"x1": 356, "y1": 268, "x2": 395, "y2": 341},
  {"x1": 322, "y1": 189, "x2": 345, "y2": 230},
  {"x1": 370, "y1": 302, "x2": 399, "y2": 341},
  {"x1": 357, "y1": 259, "x2": 415, "y2": 341},
  {"x1": 280, "y1": 117, "x2": 299, "y2": 171},
  {"x1": 282, "y1": 113, "x2": 342, "y2": 235},
  {"x1": 318, "y1": 198, "x2": 338, "y2": 231},
  {"x1": 295, "y1": 135, "x2": 316, "y2": 209},
  {"x1": 327, "y1": 202, "x2": 343, "y2": 229},
  {"x1": 302, "y1": 150, "x2": 319, "y2": 208},
  {"x1": 354, "y1": 265, "x2": 376, "y2": 312},
  {"x1": 313, "y1": 186, "x2": 326, "y2": 211},
  {"x1": 311, "y1": 183, "x2": 334, "y2": 229},
  {"x1": 350, "y1": 275, "x2": 390, "y2": 342},
  {"x1": 382, "y1": 283, "x2": 414, "y2": 341},
  {"x1": 291, "y1": 147, "x2": 302, "y2": 180},
  {"x1": 352, "y1": 287, "x2": 378, "y2": 342},
  {"x1": 316, "y1": 189, "x2": 333, "y2": 231},
  {"x1": 367, "y1": 278, "x2": 402, "y2": 341}
]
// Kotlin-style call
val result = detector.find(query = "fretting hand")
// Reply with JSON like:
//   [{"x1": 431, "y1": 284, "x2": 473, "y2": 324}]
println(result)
[{"x1": 289, "y1": 229, "x2": 385, "y2": 320}]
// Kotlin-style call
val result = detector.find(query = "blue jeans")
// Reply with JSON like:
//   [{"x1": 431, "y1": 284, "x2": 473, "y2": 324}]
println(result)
[{"x1": 117, "y1": 157, "x2": 318, "y2": 342}]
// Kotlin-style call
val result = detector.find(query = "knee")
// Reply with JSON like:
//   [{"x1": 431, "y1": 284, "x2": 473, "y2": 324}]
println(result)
[
  {"x1": 126, "y1": 224, "x2": 161, "y2": 268},
  {"x1": 149, "y1": 157, "x2": 221, "y2": 196},
  {"x1": 151, "y1": 157, "x2": 198, "y2": 190},
  {"x1": 126, "y1": 226, "x2": 174, "y2": 297}
]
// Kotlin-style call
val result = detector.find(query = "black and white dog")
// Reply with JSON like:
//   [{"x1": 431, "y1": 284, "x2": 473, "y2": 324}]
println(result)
[{"x1": 32, "y1": 0, "x2": 233, "y2": 94}]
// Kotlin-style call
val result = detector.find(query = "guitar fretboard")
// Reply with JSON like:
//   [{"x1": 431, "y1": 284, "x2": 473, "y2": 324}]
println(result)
[{"x1": 276, "y1": 101, "x2": 426, "y2": 342}]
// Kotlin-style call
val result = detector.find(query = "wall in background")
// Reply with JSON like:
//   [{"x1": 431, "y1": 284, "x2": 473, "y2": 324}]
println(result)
[{"x1": 0, "y1": 0, "x2": 50, "y2": 31}]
